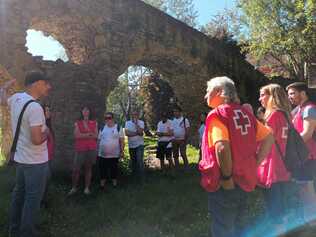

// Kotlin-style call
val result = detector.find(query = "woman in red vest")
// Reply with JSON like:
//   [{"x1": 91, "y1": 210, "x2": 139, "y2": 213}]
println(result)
[
  {"x1": 258, "y1": 84, "x2": 296, "y2": 233},
  {"x1": 68, "y1": 106, "x2": 98, "y2": 195}
]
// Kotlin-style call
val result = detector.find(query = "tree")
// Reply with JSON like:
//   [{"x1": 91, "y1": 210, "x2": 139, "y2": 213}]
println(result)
[
  {"x1": 106, "y1": 66, "x2": 151, "y2": 123},
  {"x1": 166, "y1": 0, "x2": 198, "y2": 27},
  {"x1": 237, "y1": 0, "x2": 316, "y2": 80}
]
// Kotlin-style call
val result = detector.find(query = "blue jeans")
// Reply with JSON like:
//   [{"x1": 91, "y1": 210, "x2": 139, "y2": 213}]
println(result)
[
  {"x1": 129, "y1": 145, "x2": 144, "y2": 177},
  {"x1": 9, "y1": 162, "x2": 48, "y2": 237},
  {"x1": 208, "y1": 187, "x2": 248, "y2": 237}
]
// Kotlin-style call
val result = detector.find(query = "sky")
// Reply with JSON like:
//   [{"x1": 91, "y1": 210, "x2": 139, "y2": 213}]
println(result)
[
  {"x1": 26, "y1": 0, "x2": 236, "y2": 61},
  {"x1": 195, "y1": 0, "x2": 236, "y2": 25}
]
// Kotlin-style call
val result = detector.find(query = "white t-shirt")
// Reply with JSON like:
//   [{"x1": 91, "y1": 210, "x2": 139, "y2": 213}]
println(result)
[
  {"x1": 157, "y1": 119, "x2": 173, "y2": 142},
  {"x1": 172, "y1": 117, "x2": 190, "y2": 140},
  {"x1": 98, "y1": 124, "x2": 124, "y2": 158},
  {"x1": 8, "y1": 92, "x2": 48, "y2": 164},
  {"x1": 125, "y1": 120, "x2": 144, "y2": 148}
]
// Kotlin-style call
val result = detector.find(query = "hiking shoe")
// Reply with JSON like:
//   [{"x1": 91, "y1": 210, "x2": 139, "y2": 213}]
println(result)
[
  {"x1": 67, "y1": 188, "x2": 77, "y2": 196},
  {"x1": 84, "y1": 188, "x2": 91, "y2": 195}
]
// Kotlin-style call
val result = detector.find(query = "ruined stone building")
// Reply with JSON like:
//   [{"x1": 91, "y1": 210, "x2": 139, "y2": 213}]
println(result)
[{"x1": 0, "y1": 0, "x2": 266, "y2": 167}]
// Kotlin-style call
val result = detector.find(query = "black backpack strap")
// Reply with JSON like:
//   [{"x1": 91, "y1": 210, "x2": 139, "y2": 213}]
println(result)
[
  {"x1": 116, "y1": 124, "x2": 121, "y2": 133},
  {"x1": 274, "y1": 110, "x2": 290, "y2": 161},
  {"x1": 10, "y1": 100, "x2": 36, "y2": 152}
]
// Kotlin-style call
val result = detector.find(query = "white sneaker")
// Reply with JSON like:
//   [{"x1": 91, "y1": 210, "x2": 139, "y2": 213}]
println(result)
[
  {"x1": 67, "y1": 188, "x2": 77, "y2": 196},
  {"x1": 84, "y1": 188, "x2": 91, "y2": 195}
]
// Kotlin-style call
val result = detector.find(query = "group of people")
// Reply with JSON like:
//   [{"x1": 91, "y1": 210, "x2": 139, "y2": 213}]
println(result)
[
  {"x1": 69, "y1": 104, "x2": 193, "y2": 195},
  {"x1": 2, "y1": 70, "x2": 316, "y2": 237},
  {"x1": 201, "y1": 76, "x2": 316, "y2": 237}
]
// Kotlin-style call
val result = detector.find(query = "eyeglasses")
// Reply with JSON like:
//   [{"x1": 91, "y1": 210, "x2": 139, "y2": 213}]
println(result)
[{"x1": 105, "y1": 117, "x2": 113, "y2": 120}]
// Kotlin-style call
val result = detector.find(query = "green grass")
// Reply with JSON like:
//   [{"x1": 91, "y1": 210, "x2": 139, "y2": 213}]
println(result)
[{"x1": 0, "y1": 137, "x2": 264, "y2": 237}]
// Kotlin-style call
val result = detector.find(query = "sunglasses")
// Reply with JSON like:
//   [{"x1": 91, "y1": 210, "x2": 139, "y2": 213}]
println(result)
[{"x1": 105, "y1": 116, "x2": 113, "y2": 120}]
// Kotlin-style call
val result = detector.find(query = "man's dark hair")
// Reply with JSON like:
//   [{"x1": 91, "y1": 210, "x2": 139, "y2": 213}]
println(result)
[
  {"x1": 286, "y1": 82, "x2": 308, "y2": 93},
  {"x1": 24, "y1": 70, "x2": 49, "y2": 86}
]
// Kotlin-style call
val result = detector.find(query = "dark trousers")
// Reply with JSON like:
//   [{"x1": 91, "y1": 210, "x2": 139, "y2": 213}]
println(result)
[
  {"x1": 208, "y1": 187, "x2": 247, "y2": 237},
  {"x1": 129, "y1": 145, "x2": 144, "y2": 176},
  {"x1": 263, "y1": 181, "x2": 302, "y2": 225},
  {"x1": 172, "y1": 140, "x2": 188, "y2": 167},
  {"x1": 9, "y1": 162, "x2": 48, "y2": 237},
  {"x1": 98, "y1": 158, "x2": 119, "y2": 180}
]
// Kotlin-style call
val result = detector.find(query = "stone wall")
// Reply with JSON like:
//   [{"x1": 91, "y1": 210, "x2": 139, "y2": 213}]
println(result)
[{"x1": 0, "y1": 0, "x2": 267, "y2": 168}]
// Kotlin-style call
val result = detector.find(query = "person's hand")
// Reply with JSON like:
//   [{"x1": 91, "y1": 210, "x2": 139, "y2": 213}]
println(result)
[{"x1": 220, "y1": 178, "x2": 235, "y2": 190}]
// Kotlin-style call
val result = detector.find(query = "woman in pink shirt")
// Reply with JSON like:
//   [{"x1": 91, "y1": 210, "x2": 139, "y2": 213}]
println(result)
[
  {"x1": 68, "y1": 106, "x2": 98, "y2": 195},
  {"x1": 258, "y1": 84, "x2": 296, "y2": 233}
]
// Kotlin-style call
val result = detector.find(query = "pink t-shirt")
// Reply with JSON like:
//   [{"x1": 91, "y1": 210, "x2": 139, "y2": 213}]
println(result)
[{"x1": 257, "y1": 111, "x2": 290, "y2": 187}]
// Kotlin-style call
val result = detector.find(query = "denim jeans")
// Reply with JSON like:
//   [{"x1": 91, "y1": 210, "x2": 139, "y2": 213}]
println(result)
[
  {"x1": 9, "y1": 162, "x2": 48, "y2": 237},
  {"x1": 208, "y1": 187, "x2": 248, "y2": 237},
  {"x1": 129, "y1": 145, "x2": 144, "y2": 177}
]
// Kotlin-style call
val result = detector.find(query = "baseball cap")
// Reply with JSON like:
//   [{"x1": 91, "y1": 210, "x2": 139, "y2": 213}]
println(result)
[{"x1": 24, "y1": 70, "x2": 49, "y2": 86}]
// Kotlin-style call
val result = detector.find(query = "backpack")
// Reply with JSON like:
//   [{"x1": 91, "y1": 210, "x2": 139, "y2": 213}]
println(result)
[{"x1": 275, "y1": 111, "x2": 311, "y2": 180}]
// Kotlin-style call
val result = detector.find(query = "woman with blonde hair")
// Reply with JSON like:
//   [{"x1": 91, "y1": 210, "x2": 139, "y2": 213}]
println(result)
[{"x1": 257, "y1": 83, "x2": 297, "y2": 234}]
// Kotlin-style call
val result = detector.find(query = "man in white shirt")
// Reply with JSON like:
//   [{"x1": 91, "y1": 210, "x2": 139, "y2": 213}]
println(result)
[
  {"x1": 171, "y1": 107, "x2": 190, "y2": 169},
  {"x1": 125, "y1": 111, "x2": 145, "y2": 180},
  {"x1": 2, "y1": 71, "x2": 51, "y2": 237},
  {"x1": 156, "y1": 112, "x2": 174, "y2": 170}
]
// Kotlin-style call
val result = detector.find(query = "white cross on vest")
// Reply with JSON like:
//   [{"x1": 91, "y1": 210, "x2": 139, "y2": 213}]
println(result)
[{"x1": 233, "y1": 110, "x2": 251, "y2": 135}]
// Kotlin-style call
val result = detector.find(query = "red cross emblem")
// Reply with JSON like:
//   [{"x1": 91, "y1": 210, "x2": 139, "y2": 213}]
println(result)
[{"x1": 233, "y1": 110, "x2": 251, "y2": 135}]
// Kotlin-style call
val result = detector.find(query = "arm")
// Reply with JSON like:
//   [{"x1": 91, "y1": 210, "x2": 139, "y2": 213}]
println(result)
[
  {"x1": 301, "y1": 118, "x2": 316, "y2": 142},
  {"x1": 0, "y1": 79, "x2": 16, "y2": 106},
  {"x1": 30, "y1": 125, "x2": 48, "y2": 145},
  {"x1": 135, "y1": 124, "x2": 144, "y2": 136},
  {"x1": 92, "y1": 122, "x2": 98, "y2": 139},
  {"x1": 125, "y1": 129, "x2": 138, "y2": 137},
  {"x1": 184, "y1": 119, "x2": 190, "y2": 141},
  {"x1": 74, "y1": 122, "x2": 92, "y2": 139},
  {"x1": 256, "y1": 134, "x2": 274, "y2": 165},
  {"x1": 119, "y1": 137, "x2": 125, "y2": 159},
  {"x1": 215, "y1": 140, "x2": 234, "y2": 190}
]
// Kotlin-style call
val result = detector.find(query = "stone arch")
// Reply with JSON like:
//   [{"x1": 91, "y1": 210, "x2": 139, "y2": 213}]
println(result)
[{"x1": 0, "y1": 0, "x2": 267, "y2": 166}]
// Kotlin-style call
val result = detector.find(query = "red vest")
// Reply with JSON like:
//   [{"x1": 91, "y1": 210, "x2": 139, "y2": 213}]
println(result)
[
  {"x1": 199, "y1": 103, "x2": 258, "y2": 192},
  {"x1": 257, "y1": 111, "x2": 290, "y2": 187},
  {"x1": 293, "y1": 102, "x2": 316, "y2": 160},
  {"x1": 74, "y1": 120, "x2": 97, "y2": 152}
]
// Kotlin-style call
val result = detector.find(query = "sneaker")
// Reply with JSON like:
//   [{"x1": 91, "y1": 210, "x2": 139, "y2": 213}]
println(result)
[
  {"x1": 84, "y1": 188, "x2": 91, "y2": 195},
  {"x1": 67, "y1": 188, "x2": 77, "y2": 196}
]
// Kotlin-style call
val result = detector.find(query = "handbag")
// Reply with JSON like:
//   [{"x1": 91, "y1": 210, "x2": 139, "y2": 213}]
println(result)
[{"x1": 8, "y1": 99, "x2": 36, "y2": 165}]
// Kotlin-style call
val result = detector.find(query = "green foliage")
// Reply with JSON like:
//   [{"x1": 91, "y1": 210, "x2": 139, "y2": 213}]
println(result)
[{"x1": 237, "y1": 0, "x2": 316, "y2": 80}]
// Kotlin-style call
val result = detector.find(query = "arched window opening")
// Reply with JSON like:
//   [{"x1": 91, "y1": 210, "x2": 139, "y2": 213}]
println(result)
[{"x1": 25, "y1": 29, "x2": 69, "y2": 62}]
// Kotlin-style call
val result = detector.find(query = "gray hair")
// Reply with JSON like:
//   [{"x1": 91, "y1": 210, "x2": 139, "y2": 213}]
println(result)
[{"x1": 206, "y1": 76, "x2": 239, "y2": 103}]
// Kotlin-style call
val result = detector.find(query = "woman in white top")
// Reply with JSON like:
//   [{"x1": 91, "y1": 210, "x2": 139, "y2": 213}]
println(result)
[{"x1": 97, "y1": 112, "x2": 125, "y2": 189}]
